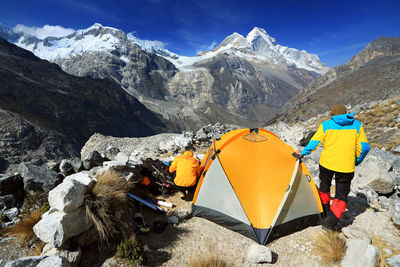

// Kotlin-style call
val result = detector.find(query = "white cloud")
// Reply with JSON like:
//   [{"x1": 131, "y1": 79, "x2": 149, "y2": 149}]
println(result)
[
  {"x1": 13, "y1": 24, "x2": 75, "y2": 39},
  {"x1": 208, "y1": 41, "x2": 217, "y2": 50},
  {"x1": 138, "y1": 39, "x2": 167, "y2": 49}
]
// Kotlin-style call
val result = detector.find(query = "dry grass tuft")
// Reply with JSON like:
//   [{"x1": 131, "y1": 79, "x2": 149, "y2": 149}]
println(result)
[
  {"x1": 372, "y1": 235, "x2": 400, "y2": 267},
  {"x1": 84, "y1": 170, "x2": 131, "y2": 244},
  {"x1": 6, "y1": 209, "x2": 42, "y2": 246},
  {"x1": 312, "y1": 230, "x2": 346, "y2": 265},
  {"x1": 188, "y1": 252, "x2": 236, "y2": 267}
]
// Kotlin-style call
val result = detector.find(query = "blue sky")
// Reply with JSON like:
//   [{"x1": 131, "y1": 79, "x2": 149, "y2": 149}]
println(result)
[{"x1": 1, "y1": 0, "x2": 399, "y2": 67}]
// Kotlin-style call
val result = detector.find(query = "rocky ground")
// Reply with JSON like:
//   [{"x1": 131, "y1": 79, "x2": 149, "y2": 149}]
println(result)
[{"x1": 1, "y1": 120, "x2": 399, "y2": 267}]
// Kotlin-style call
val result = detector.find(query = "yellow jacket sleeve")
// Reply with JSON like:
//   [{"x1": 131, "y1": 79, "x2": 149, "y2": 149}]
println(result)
[{"x1": 301, "y1": 124, "x2": 324, "y2": 156}]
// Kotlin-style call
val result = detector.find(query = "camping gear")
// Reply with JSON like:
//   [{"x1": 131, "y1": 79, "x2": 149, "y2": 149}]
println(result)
[
  {"x1": 157, "y1": 200, "x2": 173, "y2": 208},
  {"x1": 134, "y1": 206, "x2": 150, "y2": 234},
  {"x1": 140, "y1": 159, "x2": 176, "y2": 197},
  {"x1": 127, "y1": 193, "x2": 164, "y2": 212},
  {"x1": 192, "y1": 128, "x2": 323, "y2": 245}
]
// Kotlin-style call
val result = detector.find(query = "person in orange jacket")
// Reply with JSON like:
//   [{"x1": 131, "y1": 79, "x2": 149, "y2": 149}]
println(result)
[
  {"x1": 169, "y1": 150, "x2": 200, "y2": 199},
  {"x1": 296, "y1": 105, "x2": 369, "y2": 231}
]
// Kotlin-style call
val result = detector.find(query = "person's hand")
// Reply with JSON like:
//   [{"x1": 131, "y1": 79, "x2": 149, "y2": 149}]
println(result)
[{"x1": 295, "y1": 150, "x2": 302, "y2": 156}]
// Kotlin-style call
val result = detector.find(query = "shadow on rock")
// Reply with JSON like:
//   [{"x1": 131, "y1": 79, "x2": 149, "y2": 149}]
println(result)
[
  {"x1": 138, "y1": 221, "x2": 189, "y2": 267},
  {"x1": 339, "y1": 195, "x2": 372, "y2": 229}
]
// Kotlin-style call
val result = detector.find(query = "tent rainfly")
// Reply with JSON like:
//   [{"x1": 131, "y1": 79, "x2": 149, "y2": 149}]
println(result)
[{"x1": 192, "y1": 128, "x2": 323, "y2": 245}]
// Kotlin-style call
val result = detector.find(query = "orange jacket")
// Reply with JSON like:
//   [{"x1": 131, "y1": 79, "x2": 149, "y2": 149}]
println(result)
[{"x1": 169, "y1": 151, "x2": 199, "y2": 187}]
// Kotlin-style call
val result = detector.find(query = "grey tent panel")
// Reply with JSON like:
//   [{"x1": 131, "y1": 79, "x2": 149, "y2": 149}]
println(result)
[
  {"x1": 275, "y1": 171, "x2": 321, "y2": 226},
  {"x1": 195, "y1": 158, "x2": 251, "y2": 225}
]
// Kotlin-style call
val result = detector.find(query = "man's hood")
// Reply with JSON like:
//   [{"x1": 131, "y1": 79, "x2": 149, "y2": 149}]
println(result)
[{"x1": 331, "y1": 112, "x2": 355, "y2": 126}]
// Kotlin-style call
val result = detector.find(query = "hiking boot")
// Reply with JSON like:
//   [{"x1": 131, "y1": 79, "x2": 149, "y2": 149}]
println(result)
[{"x1": 322, "y1": 210, "x2": 339, "y2": 231}]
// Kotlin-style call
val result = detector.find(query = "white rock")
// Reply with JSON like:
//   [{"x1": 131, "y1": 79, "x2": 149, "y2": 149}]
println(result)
[
  {"x1": 63, "y1": 172, "x2": 95, "y2": 188},
  {"x1": 340, "y1": 239, "x2": 379, "y2": 267},
  {"x1": 33, "y1": 207, "x2": 93, "y2": 248},
  {"x1": 48, "y1": 179, "x2": 87, "y2": 213},
  {"x1": 42, "y1": 247, "x2": 81, "y2": 266},
  {"x1": 341, "y1": 226, "x2": 371, "y2": 243},
  {"x1": 114, "y1": 152, "x2": 129, "y2": 165},
  {"x1": 387, "y1": 254, "x2": 400, "y2": 267},
  {"x1": 4, "y1": 207, "x2": 19, "y2": 220},
  {"x1": 102, "y1": 161, "x2": 125, "y2": 168},
  {"x1": 390, "y1": 200, "x2": 400, "y2": 226},
  {"x1": 246, "y1": 243, "x2": 273, "y2": 263},
  {"x1": 4, "y1": 256, "x2": 47, "y2": 267},
  {"x1": 37, "y1": 255, "x2": 71, "y2": 267},
  {"x1": 353, "y1": 148, "x2": 395, "y2": 194}
]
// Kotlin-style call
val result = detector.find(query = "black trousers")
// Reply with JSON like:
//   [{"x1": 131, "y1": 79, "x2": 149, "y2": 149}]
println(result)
[
  {"x1": 175, "y1": 185, "x2": 196, "y2": 195},
  {"x1": 319, "y1": 164, "x2": 354, "y2": 202}
]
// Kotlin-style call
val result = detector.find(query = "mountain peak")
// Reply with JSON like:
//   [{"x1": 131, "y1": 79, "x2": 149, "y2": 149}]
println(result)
[{"x1": 246, "y1": 27, "x2": 276, "y2": 46}]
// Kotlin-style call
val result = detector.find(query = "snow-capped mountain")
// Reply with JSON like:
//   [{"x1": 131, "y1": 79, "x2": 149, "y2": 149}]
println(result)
[
  {"x1": 0, "y1": 23, "x2": 329, "y2": 130},
  {"x1": 1, "y1": 23, "x2": 328, "y2": 75},
  {"x1": 161, "y1": 27, "x2": 329, "y2": 74}
]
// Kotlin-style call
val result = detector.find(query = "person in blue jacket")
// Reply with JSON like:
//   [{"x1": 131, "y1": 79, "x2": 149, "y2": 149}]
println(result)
[{"x1": 296, "y1": 105, "x2": 370, "y2": 230}]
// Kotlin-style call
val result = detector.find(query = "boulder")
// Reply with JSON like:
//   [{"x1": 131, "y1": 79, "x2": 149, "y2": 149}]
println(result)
[
  {"x1": 353, "y1": 148, "x2": 395, "y2": 194},
  {"x1": 63, "y1": 173, "x2": 95, "y2": 189},
  {"x1": 0, "y1": 194, "x2": 16, "y2": 209},
  {"x1": 18, "y1": 163, "x2": 62, "y2": 193},
  {"x1": 114, "y1": 152, "x2": 129, "y2": 165},
  {"x1": 0, "y1": 174, "x2": 23, "y2": 195},
  {"x1": 340, "y1": 239, "x2": 379, "y2": 267},
  {"x1": 390, "y1": 199, "x2": 400, "y2": 226},
  {"x1": 341, "y1": 226, "x2": 371, "y2": 243},
  {"x1": 33, "y1": 207, "x2": 93, "y2": 247},
  {"x1": 42, "y1": 245, "x2": 81, "y2": 267},
  {"x1": 4, "y1": 256, "x2": 46, "y2": 267},
  {"x1": 82, "y1": 160, "x2": 95, "y2": 171},
  {"x1": 48, "y1": 179, "x2": 87, "y2": 213},
  {"x1": 4, "y1": 207, "x2": 19, "y2": 221},
  {"x1": 391, "y1": 144, "x2": 400, "y2": 154},
  {"x1": 59, "y1": 160, "x2": 74, "y2": 175},
  {"x1": 246, "y1": 243, "x2": 273, "y2": 263},
  {"x1": 69, "y1": 158, "x2": 83, "y2": 173},
  {"x1": 104, "y1": 146, "x2": 120, "y2": 160},
  {"x1": 84, "y1": 151, "x2": 104, "y2": 166},
  {"x1": 37, "y1": 255, "x2": 71, "y2": 267}
]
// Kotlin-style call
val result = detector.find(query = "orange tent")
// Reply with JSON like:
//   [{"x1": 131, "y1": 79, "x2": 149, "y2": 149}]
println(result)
[{"x1": 192, "y1": 128, "x2": 323, "y2": 244}]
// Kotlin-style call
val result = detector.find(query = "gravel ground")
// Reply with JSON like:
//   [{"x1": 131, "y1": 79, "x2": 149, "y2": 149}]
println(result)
[
  {"x1": 0, "y1": 236, "x2": 36, "y2": 267},
  {"x1": 1, "y1": 194, "x2": 399, "y2": 267}
]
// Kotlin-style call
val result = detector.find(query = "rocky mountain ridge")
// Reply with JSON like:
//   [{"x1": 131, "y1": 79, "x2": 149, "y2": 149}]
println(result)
[
  {"x1": 0, "y1": 37, "x2": 174, "y2": 167},
  {"x1": 0, "y1": 23, "x2": 328, "y2": 129},
  {"x1": 279, "y1": 36, "x2": 400, "y2": 122}
]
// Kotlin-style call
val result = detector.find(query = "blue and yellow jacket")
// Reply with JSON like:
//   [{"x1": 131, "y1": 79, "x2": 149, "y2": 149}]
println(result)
[{"x1": 301, "y1": 113, "x2": 370, "y2": 173}]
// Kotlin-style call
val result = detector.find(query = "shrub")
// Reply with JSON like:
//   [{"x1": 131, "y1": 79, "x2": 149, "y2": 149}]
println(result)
[
  {"x1": 20, "y1": 192, "x2": 49, "y2": 216},
  {"x1": 312, "y1": 230, "x2": 346, "y2": 265},
  {"x1": 6, "y1": 209, "x2": 42, "y2": 245},
  {"x1": 116, "y1": 235, "x2": 147, "y2": 266},
  {"x1": 84, "y1": 170, "x2": 131, "y2": 244},
  {"x1": 188, "y1": 252, "x2": 235, "y2": 267}
]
